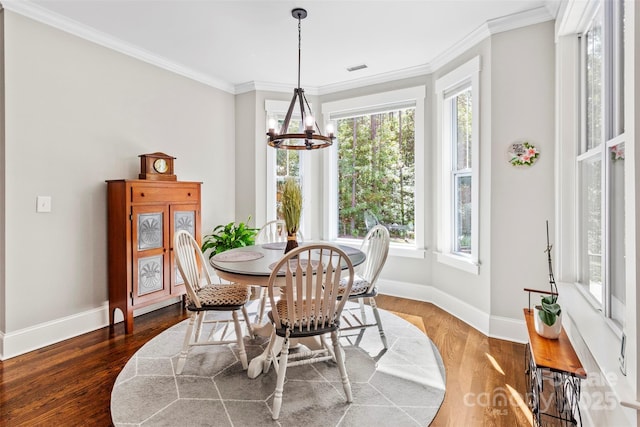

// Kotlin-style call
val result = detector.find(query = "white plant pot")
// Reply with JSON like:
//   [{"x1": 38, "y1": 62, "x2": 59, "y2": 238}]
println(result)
[{"x1": 533, "y1": 307, "x2": 562, "y2": 339}]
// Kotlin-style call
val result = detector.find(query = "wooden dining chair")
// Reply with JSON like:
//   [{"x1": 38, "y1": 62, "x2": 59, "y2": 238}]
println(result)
[
  {"x1": 263, "y1": 244, "x2": 354, "y2": 420},
  {"x1": 173, "y1": 230, "x2": 254, "y2": 373},
  {"x1": 254, "y1": 219, "x2": 304, "y2": 323},
  {"x1": 338, "y1": 224, "x2": 391, "y2": 349}
]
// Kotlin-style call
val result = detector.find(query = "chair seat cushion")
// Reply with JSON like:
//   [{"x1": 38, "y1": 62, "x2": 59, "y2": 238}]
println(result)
[
  {"x1": 271, "y1": 299, "x2": 337, "y2": 332},
  {"x1": 192, "y1": 284, "x2": 250, "y2": 307},
  {"x1": 338, "y1": 274, "x2": 371, "y2": 296}
]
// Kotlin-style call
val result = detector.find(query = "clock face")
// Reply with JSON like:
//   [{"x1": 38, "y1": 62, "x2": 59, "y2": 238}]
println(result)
[{"x1": 153, "y1": 158, "x2": 169, "y2": 173}]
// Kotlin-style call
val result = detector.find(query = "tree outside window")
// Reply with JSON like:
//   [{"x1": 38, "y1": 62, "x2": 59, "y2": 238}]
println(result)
[
  {"x1": 335, "y1": 108, "x2": 415, "y2": 244},
  {"x1": 275, "y1": 118, "x2": 301, "y2": 220},
  {"x1": 452, "y1": 89, "x2": 472, "y2": 254}
]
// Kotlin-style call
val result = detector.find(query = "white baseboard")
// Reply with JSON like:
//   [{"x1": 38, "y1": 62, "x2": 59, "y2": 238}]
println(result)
[
  {"x1": 1, "y1": 304, "x2": 110, "y2": 360},
  {"x1": 377, "y1": 278, "x2": 525, "y2": 343},
  {"x1": 490, "y1": 314, "x2": 527, "y2": 343},
  {"x1": 1, "y1": 278, "x2": 526, "y2": 360},
  {"x1": 0, "y1": 297, "x2": 182, "y2": 360}
]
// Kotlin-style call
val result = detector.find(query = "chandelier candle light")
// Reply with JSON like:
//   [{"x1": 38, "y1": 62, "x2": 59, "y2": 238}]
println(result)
[{"x1": 267, "y1": 8, "x2": 335, "y2": 150}]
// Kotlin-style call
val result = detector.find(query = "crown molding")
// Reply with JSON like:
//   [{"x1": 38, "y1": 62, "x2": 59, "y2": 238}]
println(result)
[
  {"x1": 235, "y1": 63, "x2": 431, "y2": 96},
  {"x1": 486, "y1": 5, "x2": 554, "y2": 34},
  {"x1": 248, "y1": 6, "x2": 552, "y2": 96},
  {"x1": 3, "y1": 1, "x2": 553, "y2": 97},
  {"x1": 430, "y1": 6, "x2": 553, "y2": 73},
  {"x1": 1, "y1": 0, "x2": 235, "y2": 94},
  {"x1": 235, "y1": 81, "x2": 320, "y2": 96},
  {"x1": 316, "y1": 64, "x2": 432, "y2": 96}
]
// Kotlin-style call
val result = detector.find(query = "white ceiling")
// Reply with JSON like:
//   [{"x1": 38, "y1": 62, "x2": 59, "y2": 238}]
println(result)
[{"x1": 5, "y1": 0, "x2": 557, "y2": 93}]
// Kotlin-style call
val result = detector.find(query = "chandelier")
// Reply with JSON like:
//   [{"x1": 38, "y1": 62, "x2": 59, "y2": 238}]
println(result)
[{"x1": 267, "y1": 8, "x2": 335, "y2": 150}]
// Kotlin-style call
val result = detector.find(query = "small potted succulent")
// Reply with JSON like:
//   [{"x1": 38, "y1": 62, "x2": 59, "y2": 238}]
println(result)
[
  {"x1": 280, "y1": 178, "x2": 302, "y2": 253},
  {"x1": 201, "y1": 217, "x2": 258, "y2": 259},
  {"x1": 534, "y1": 221, "x2": 562, "y2": 339}
]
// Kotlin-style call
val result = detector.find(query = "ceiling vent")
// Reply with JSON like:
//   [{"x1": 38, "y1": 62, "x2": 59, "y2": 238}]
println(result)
[{"x1": 346, "y1": 64, "x2": 368, "y2": 72}]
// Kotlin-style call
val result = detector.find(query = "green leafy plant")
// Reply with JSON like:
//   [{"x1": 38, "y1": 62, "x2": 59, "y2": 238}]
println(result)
[
  {"x1": 538, "y1": 294, "x2": 561, "y2": 326},
  {"x1": 201, "y1": 217, "x2": 257, "y2": 259},
  {"x1": 281, "y1": 178, "x2": 302, "y2": 235},
  {"x1": 538, "y1": 220, "x2": 561, "y2": 326}
]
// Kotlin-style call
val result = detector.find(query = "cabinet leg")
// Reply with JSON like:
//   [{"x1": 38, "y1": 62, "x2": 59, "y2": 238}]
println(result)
[{"x1": 125, "y1": 308, "x2": 134, "y2": 334}]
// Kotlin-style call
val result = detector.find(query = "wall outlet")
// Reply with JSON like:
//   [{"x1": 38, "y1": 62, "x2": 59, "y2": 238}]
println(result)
[{"x1": 36, "y1": 196, "x2": 52, "y2": 213}]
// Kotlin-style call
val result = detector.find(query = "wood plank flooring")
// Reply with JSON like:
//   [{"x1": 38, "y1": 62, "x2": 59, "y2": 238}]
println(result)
[{"x1": 0, "y1": 296, "x2": 529, "y2": 426}]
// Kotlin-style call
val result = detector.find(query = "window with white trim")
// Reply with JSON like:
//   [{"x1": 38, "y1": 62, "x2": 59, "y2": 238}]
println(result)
[
  {"x1": 265, "y1": 100, "x2": 311, "y2": 236},
  {"x1": 322, "y1": 87, "x2": 425, "y2": 254},
  {"x1": 435, "y1": 57, "x2": 480, "y2": 274},
  {"x1": 577, "y1": 0, "x2": 625, "y2": 329}
]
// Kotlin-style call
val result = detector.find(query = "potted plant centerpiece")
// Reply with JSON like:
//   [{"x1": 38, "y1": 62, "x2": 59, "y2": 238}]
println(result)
[
  {"x1": 201, "y1": 217, "x2": 258, "y2": 259},
  {"x1": 534, "y1": 221, "x2": 562, "y2": 339},
  {"x1": 281, "y1": 178, "x2": 302, "y2": 254}
]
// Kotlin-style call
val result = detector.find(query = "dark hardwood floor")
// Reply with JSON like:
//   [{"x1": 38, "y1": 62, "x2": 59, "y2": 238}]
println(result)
[{"x1": 0, "y1": 296, "x2": 528, "y2": 426}]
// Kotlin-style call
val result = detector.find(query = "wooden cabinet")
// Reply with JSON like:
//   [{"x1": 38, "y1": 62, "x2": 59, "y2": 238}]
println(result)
[{"x1": 106, "y1": 179, "x2": 201, "y2": 333}]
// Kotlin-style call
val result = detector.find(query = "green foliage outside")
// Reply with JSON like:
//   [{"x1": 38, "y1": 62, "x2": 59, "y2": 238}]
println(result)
[{"x1": 337, "y1": 108, "x2": 415, "y2": 242}]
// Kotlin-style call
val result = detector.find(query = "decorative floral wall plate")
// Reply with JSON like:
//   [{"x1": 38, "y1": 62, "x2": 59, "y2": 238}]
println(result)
[{"x1": 508, "y1": 141, "x2": 539, "y2": 167}]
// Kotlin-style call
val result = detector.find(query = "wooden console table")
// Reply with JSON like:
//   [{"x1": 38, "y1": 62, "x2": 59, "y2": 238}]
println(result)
[{"x1": 524, "y1": 308, "x2": 586, "y2": 426}]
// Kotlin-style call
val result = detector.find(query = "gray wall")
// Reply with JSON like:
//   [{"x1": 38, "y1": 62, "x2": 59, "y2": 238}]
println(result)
[
  {"x1": 233, "y1": 22, "x2": 556, "y2": 338},
  {"x1": 1, "y1": 11, "x2": 235, "y2": 343},
  {"x1": 0, "y1": 11, "x2": 556, "y2": 355},
  {"x1": 488, "y1": 21, "x2": 555, "y2": 320}
]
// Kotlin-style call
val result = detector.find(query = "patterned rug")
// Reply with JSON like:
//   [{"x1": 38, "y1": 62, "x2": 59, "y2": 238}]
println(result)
[{"x1": 111, "y1": 303, "x2": 446, "y2": 426}]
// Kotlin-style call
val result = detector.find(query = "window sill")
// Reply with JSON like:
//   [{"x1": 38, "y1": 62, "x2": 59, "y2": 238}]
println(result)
[
  {"x1": 559, "y1": 282, "x2": 636, "y2": 422},
  {"x1": 435, "y1": 251, "x2": 479, "y2": 274},
  {"x1": 334, "y1": 238, "x2": 426, "y2": 259}
]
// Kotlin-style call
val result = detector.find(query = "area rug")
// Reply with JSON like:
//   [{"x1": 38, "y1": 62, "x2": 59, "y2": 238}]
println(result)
[{"x1": 111, "y1": 303, "x2": 446, "y2": 426}]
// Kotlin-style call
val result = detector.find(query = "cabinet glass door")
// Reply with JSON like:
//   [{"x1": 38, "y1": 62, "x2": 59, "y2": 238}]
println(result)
[
  {"x1": 170, "y1": 204, "x2": 199, "y2": 290},
  {"x1": 132, "y1": 205, "x2": 170, "y2": 305}
]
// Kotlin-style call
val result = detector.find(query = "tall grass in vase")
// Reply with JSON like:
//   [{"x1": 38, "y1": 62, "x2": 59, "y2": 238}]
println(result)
[{"x1": 281, "y1": 178, "x2": 302, "y2": 253}]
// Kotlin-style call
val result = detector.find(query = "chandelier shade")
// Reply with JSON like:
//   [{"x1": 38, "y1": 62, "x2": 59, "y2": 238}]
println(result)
[{"x1": 266, "y1": 8, "x2": 335, "y2": 150}]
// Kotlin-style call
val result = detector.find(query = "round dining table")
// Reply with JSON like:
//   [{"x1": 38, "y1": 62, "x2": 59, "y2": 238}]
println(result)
[{"x1": 209, "y1": 241, "x2": 366, "y2": 378}]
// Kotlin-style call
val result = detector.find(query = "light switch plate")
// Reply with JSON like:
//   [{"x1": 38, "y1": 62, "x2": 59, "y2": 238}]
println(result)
[{"x1": 36, "y1": 196, "x2": 52, "y2": 213}]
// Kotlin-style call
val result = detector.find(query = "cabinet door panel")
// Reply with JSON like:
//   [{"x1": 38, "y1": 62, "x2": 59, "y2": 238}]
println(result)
[
  {"x1": 137, "y1": 255, "x2": 164, "y2": 296},
  {"x1": 137, "y1": 212, "x2": 163, "y2": 250},
  {"x1": 132, "y1": 205, "x2": 170, "y2": 305},
  {"x1": 170, "y1": 204, "x2": 199, "y2": 291}
]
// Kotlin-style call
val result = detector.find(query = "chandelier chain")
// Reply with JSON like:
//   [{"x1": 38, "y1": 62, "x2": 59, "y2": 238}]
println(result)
[
  {"x1": 266, "y1": 7, "x2": 334, "y2": 150},
  {"x1": 297, "y1": 16, "x2": 301, "y2": 89}
]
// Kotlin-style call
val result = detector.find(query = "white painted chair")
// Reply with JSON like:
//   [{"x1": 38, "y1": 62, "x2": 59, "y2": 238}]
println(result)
[
  {"x1": 254, "y1": 220, "x2": 304, "y2": 323},
  {"x1": 339, "y1": 224, "x2": 390, "y2": 349},
  {"x1": 173, "y1": 230, "x2": 254, "y2": 373},
  {"x1": 263, "y1": 244, "x2": 354, "y2": 420},
  {"x1": 255, "y1": 219, "x2": 287, "y2": 244}
]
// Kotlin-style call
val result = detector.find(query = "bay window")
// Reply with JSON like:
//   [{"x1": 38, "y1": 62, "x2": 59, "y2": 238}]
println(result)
[
  {"x1": 265, "y1": 100, "x2": 311, "y2": 237},
  {"x1": 435, "y1": 56, "x2": 480, "y2": 273},
  {"x1": 577, "y1": 0, "x2": 625, "y2": 329},
  {"x1": 322, "y1": 86, "x2": 425, "y2": 255}
]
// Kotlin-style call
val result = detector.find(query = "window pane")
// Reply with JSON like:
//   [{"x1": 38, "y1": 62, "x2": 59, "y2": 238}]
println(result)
[
  {"x1": 454, "y1": 90, "x2": 472, "y2": 170},
  {"x1": 275, "y1": 118, "x2": 302, "y2": 220},
  {"x1": 337, "y1": 109, "x2": 415, "y2": 244},
  {"x1": 586, "y1": 15, "x2": 603, "y2": 150},
  {"x1": 609, "y1": 142, "x2": 625, "y2": 326},
  {"x1": 579, "y1": 157, "x2": 602, "y2": 303},
  {"x1": 454, "y1": 174, "x2": 472, "y2": 254}
]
